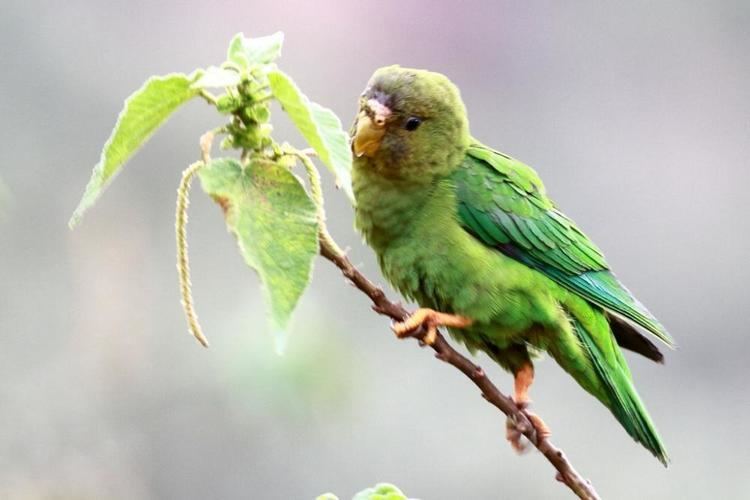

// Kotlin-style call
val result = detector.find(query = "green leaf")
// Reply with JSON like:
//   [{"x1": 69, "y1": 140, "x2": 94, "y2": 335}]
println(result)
[
  {"x1": 352, "y1": 483, "x2": 409, "y2": 500},
  {"x1": 192, "y1": 66, "x2": 241, "y2": 88},
  {"x1": 227, "y1": 32, "x2": 284, "y2": 70},
  {"x1": 318, "y1": 484, "x2": 409, "y2": 500},
  {"x1": 267, "y1": 70, "x2": 354, "y2": 203},
  {"x1": 198, "y1": 157, "x2": 318, "y2": 351},
  {"x1": 69, "y1": 73, "x2": 199, "y2": 227}
]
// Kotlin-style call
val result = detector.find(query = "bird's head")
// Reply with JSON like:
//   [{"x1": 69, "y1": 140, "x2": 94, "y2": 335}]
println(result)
[{"x1": 351, "y1": 65, "x2": 471, "y2": 180}]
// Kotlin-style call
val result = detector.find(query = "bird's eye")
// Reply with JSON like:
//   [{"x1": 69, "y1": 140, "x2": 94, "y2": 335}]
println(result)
[{"x1": 404, "y1": 117, "x2": 422, "y2": 131}]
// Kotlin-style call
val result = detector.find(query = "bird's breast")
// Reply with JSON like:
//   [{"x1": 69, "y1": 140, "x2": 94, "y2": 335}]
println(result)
[{"x1": 352, "y1": 164, "x2": 438, "y2": 253}]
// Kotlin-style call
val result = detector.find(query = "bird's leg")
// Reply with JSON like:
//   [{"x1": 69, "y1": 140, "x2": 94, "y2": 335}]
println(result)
[
  {"x1": 506, "y1": 361, "x2": 551, "y2": 452},
  {"x1": 513, "y1": 361, "x2": 535, "y2": 407},
  {"x1": 392, "y1": 308, "x2": 473, "y2": 345}
]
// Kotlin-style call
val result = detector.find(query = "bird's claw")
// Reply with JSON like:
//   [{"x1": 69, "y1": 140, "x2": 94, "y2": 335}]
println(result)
[
  {"x1": 391, "y1": 308, "x2": 472, "y2": 346},
  {"x1": 392, "y1": 315, "x2": 437, "y2": 345},
  {"x1": 505, "y1": 400, "x2": 551, "y2": 453},
  {"x1": 506, "y1": 415, "x2": 529, "y2": 453}
]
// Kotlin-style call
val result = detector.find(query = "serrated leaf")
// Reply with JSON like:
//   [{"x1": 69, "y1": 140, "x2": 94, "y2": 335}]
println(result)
[
  {"x1": 69, "y1": 73, "x2": 199, "y2": 227},
  {"x1": 192, "y1": 66, "x2": 241, "y2": 88},
  {"x1": 267, "y1": 70, "x2": 354, "y2": 203},
  {"x1": 198, "y1": 157, "x2": 318, "y2": 350},
  {"x1": 227, "y1": 32, "x2": 284, "y2": 70}
]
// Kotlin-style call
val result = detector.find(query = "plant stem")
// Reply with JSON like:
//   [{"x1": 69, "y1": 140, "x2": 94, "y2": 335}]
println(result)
[
  {"x1": 291, "y1": 148, "x2": 344, "y2": 257},
  {"x1": 199, "y1": 89, "x2": 219, "y2": 106}
]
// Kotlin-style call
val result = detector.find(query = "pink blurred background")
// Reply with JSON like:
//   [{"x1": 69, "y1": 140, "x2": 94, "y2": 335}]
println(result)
[{"x1": 1, "y1": 1, "x2": 749, "y2": 498}]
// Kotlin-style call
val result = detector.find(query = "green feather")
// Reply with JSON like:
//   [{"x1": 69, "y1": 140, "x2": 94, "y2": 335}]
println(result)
[
  {"x1": 351, "y1": 65, "x2": 673, "y2": 464},
  {"x1": 568, "y1": 315, "x2": 669, "y2": 465},
  {"x1": 453, "y1": 144, "x2": 674, "y2": 347}
]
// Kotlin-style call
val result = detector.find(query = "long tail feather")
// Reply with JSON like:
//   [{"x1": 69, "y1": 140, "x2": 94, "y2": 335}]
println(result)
[{"x1": 570, "y1": 316, "x2": 669, "y2": 465}]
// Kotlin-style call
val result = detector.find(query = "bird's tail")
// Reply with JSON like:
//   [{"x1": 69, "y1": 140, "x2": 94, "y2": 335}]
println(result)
[{"x1": 558, "y1": 313, "x2": 669, "y2": 465}]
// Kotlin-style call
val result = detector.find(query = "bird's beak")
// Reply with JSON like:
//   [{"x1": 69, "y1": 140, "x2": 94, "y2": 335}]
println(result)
[{"x1": 353, "y1": 99, "x2": 391, "y2": 158}]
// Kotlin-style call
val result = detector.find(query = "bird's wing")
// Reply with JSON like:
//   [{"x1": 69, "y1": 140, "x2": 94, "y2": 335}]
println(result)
[{"x1": 453, "y1": 143, "x2": 674, "y2": 347}]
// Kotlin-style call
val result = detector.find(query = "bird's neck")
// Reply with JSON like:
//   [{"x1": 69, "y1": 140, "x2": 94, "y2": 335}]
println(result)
[{"x1": 353, "y1": 166, "x2": 451, "y2": 252}]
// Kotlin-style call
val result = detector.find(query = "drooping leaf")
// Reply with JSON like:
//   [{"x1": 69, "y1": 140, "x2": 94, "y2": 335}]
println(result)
[
  {"x1": 69, "y1": 73, "x2": 199, "y2": 227},
  {"x1": 192, "y1": 66, "x2": 241, "y2": 89},
  {"x1": 198, "y1": 157, "x2": 318, "y2": 351},
  {"x1": 227, "y1": 32, "x2": 284, "y2": 71},
  {"x1": 267, "y1": 69, "x2": 354, "y2": 203}
]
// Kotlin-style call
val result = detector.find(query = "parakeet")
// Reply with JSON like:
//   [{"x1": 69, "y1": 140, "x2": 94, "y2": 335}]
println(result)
[{"x1": 350, "y1": 65, "x2": 673, "y2": 464}]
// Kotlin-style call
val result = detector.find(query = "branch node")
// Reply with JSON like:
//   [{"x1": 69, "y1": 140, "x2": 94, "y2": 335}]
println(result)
[
  {"x1": 435, "y1": 352, "x2": 450, "y2": 362},
  {"x1": 372, "y1": 304, "x2": 389, "y2": 315},
  {"x1": 371, "y1": 288, "x2": 386, "y2": 302}
]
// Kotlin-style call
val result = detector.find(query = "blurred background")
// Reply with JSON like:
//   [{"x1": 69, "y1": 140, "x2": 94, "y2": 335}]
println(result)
[{"x1": 2, "y1": 1, "x2": 749, "y2": 498}]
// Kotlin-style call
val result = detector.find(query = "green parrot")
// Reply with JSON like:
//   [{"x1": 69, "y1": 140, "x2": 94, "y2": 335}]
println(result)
[{"x1": 350, "y1": 65, "x2": 673, "y2": 464}]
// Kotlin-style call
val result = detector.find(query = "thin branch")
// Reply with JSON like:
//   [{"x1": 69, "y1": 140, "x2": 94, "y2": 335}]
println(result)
[
  {"x1": 189, "y1": 139, "x2": 599, "y2": 496},
  {"x1": 290, "y1": 148, "x2": 345, "y2": 257},
  {"x1": 317, "y1": 235, "x2": 601, "y2": 500}
]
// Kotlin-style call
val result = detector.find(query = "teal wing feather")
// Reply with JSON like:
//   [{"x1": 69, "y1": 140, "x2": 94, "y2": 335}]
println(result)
[{"x1": 453, "y1": 143, "x2": 674, "y2": 347}]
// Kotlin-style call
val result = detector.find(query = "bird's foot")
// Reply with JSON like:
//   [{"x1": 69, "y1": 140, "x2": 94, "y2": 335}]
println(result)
[
  {"x1": 505, "y1": 399, "x2": 552, "y2": 453},
  {"x1": 391, "y1": 308, "x2": 473, "y2": 346}
]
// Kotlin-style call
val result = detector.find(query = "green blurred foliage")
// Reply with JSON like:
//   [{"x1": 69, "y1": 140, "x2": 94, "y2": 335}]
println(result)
[{"x1": 319, "y1": 482, "x2": 411, "y2": 500}]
